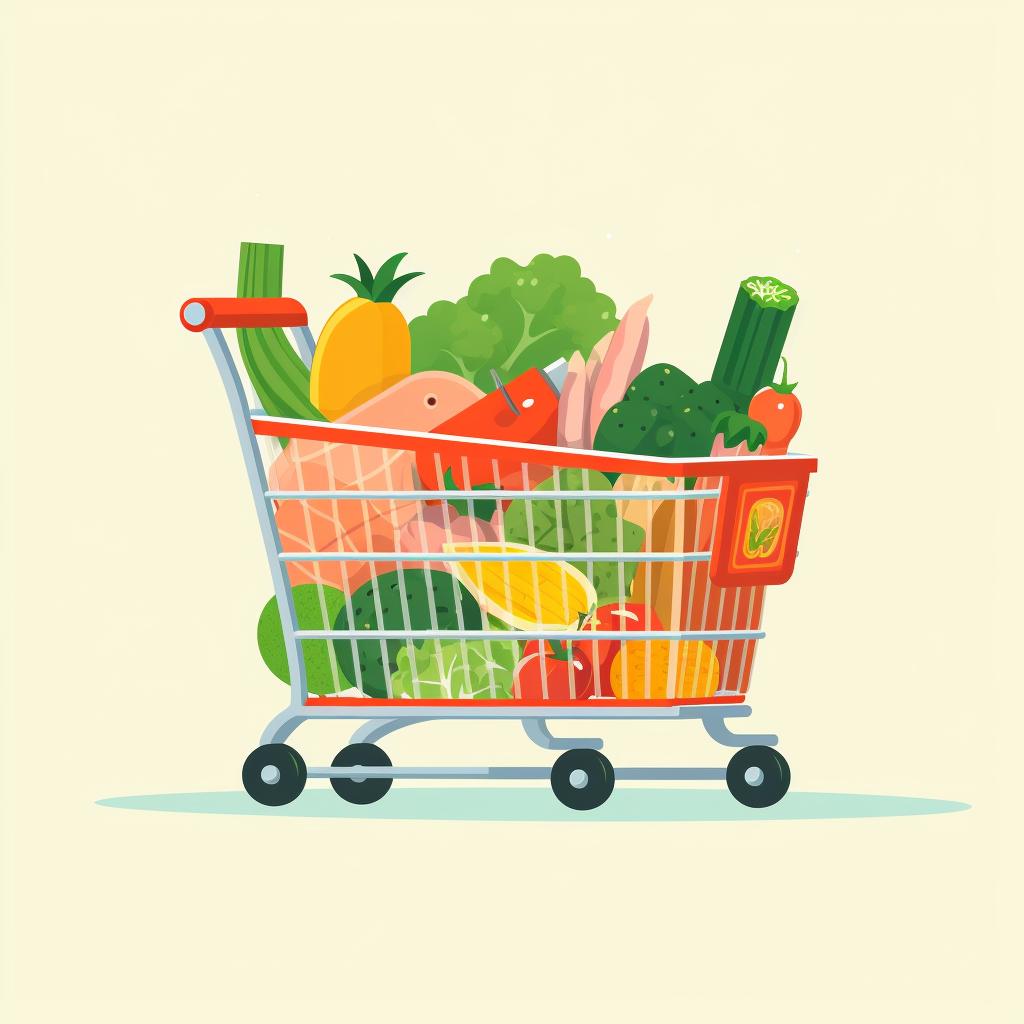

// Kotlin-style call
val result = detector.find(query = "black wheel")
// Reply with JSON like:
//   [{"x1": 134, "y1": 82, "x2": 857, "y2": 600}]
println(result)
[
  {"x1": 330, "y1": 743, "x2": 393, "y2": 805},
  {"x1": 550, "y1": 749, "x2": 615, "y2": 811},
  {"x1": 726, "y1": 745, "x2": 790, "y2": 808},
  {"x1": 242, "y1": 743, "x2": 306, "y2": 807}
]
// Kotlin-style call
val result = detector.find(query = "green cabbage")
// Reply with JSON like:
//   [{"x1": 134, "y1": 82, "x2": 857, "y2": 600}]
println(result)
[
  {"x1": 502, "y1": 469, "x2": 645, "y2": 602},
  {"x1": 392, "y1": 639, "x2": 520, "y2": 699},
  {"x1": 409, "y1": 254, "x2": 618, "y2": 392}
]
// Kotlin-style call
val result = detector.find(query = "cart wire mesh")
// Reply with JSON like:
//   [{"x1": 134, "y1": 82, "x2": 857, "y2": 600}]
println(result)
[
  {"x1": 188, "y1": 308, "x2": 783, "y2": 709},
  {"x1": 258, "y1": 423, "x2": 766, "y2": 704}
]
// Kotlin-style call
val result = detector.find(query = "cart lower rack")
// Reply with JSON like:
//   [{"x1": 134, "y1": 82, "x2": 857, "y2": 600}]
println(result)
[{"x1": 181, "y1": 295, "x2": 817, "y2": 811}]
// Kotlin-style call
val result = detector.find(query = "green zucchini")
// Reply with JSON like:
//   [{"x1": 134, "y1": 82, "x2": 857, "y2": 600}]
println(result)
[
  {"x1": 236, "y1": 242, "x2": 326, "y2": 425},
  {"x1": 711, "y1": 275, "x2": 799, "y2": 409}
]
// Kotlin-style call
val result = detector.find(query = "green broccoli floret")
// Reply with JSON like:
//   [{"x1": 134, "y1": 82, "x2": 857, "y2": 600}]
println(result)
[
  {"x1": 593, "y1": 364, "x2": 745, "y2": 464},
  {"x1": 592, "y1": 400, "x2": 666, "y2": 457},
  {"x1": 625, "y1": 363, "x2": 699, "y2": 409},
  {"x1": 410, "y1": 254, "x2": 618, "y2": 391}
]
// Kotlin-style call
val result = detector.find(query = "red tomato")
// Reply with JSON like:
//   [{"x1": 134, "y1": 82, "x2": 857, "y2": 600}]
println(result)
[
  {"x1": 514, "y1": 641, "x2": 594, "y2": 701},
  {"x1": 582, "y1": 603, "x2": 663, "y2": 697},
  {"x1": 748, "y1": 357, "x2": 802, "y2": 455}
]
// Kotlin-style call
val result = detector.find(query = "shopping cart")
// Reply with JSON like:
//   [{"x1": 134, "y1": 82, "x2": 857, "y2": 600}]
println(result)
[{"x1": 180, "y1": 294, "x2": 817, "y2": 811}]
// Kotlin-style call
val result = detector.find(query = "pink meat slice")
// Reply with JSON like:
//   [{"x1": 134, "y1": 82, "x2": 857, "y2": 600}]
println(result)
[
  {"x1": 269, "y1": 372, "x2": 484, "y2": 592},
  {"x1": 397, "y1": 504, "x2": 497, "y2": 574}
]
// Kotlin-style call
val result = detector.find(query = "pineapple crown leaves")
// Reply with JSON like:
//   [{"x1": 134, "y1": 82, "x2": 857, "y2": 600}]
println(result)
[{"x1": 331, "y1": 251, "x2": 424, "y2": 303}]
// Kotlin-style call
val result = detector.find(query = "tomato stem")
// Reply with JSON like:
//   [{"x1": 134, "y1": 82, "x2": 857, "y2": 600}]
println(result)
[
  {"x1": 547, "y1": 639, "x2": 571, "y2": 662},
  {"x1": 773, "y1": 356, "x2": 798, "y2": 395}
]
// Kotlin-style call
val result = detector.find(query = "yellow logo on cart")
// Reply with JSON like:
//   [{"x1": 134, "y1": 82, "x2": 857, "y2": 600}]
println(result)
[{"x1": 743, "y1": 498, "x2": 785, "y2": 559}]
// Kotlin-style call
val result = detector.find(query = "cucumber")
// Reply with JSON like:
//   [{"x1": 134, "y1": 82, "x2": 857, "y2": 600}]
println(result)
[
  {"x1": 711, "y1": 276, "x2": 799, "y2": 409},
  {"x1": 236, "y1": 242, "x2": 326, "y2": 423}
]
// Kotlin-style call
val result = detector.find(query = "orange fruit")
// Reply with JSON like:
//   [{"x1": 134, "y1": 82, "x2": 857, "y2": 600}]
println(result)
[{"x1": 610, "y1": 639, "x2": 720, "y2": 699}]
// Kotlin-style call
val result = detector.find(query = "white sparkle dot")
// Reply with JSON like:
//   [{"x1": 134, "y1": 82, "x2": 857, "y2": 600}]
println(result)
[{"x1": 777, "y1": 402, "x2": 785, "y2": 411}]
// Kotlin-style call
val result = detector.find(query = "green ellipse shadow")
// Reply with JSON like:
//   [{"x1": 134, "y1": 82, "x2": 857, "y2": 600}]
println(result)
[{"x1": 96, "y1": 788, "x2": 971, "y2": 823}]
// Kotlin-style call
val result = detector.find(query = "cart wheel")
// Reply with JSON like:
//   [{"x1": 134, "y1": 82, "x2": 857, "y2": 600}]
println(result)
[
  {"x1": 550, "y1": 749, "x2": 615, "y2": 811},
  {"x1": 726, "y1": 745, "x2": 790, "y2": 808},
  {"x1": 242, "y1": 743, "x2": 307, "y2": 807},
  {"x1": 330, "y1": 743, "x2": 393, "y2": 805}
]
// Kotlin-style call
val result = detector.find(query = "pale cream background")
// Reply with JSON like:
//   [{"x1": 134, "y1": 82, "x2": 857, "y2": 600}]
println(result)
[{"x1": 2, "y1": 0, "x2": 1022, "y2": 1020}]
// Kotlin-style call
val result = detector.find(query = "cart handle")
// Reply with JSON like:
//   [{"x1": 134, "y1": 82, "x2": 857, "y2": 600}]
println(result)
[{"x1": 180, "y1": 297, "x2": 308, "y2": 331}]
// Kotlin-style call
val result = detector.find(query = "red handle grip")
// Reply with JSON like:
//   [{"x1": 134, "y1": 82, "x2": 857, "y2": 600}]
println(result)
[{"x1": 180, "y1": 297, "x2": 308, "y2": 331}]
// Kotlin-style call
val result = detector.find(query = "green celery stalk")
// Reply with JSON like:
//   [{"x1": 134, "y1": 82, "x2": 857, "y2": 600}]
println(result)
[
  {"x1": 235, "y1": 242, "x2": 325, "y2": 434},
  {"x1": 711, "y1": 276, "x2": 799, "y2": 409}
]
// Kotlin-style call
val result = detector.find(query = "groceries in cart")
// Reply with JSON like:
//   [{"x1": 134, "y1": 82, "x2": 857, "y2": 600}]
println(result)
[
  {"x1": 180, "y1": 245, "x2": 818, "y2": 811},
  {"x1": 226, "y1": 243, "x2": 809, "y2": 705}
]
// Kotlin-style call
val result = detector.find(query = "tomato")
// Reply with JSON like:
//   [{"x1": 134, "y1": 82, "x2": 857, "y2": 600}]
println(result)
[
  {"x1": 748, "y1": 356, "x2": 802, "y2": 455},
  {"x1": 514, "y1": 640, "x2": 594, "y2": 701},
  {"x1": 582, "y1": 602, "x2": 663, "y2": 696}
]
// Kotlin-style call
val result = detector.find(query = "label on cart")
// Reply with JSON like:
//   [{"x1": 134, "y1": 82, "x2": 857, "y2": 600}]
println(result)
[{"x1": 709, "y1": 467, "x2": 811, "y2": 588}]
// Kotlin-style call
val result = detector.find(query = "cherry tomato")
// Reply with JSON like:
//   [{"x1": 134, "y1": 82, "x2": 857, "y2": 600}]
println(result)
[
  {"x1": 582, "y1": 602, "x2": 663, "y2": 696},
  {"x1": 748, "y1": 356, "x2": 802, "y2": 455},
  {"x1": 514, "y1": 640, "x2": 594, "y2": 701}
]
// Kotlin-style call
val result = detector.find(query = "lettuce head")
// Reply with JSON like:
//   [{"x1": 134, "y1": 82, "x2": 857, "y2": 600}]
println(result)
[
  {"x1": 409, "y1": 254, "x2": 618, "y2": 391},
  {"x1": 392, "y1": 639, "x2": 520, "y2": 700}
]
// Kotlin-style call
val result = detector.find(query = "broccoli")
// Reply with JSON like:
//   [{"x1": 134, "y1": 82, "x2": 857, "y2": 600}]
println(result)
[
  {"x1": 409, "y1": 254, "x2": 618, "y2": 392},
  {"x1": 592, "y1": 366, "x2": 745, "y2": 462}
]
